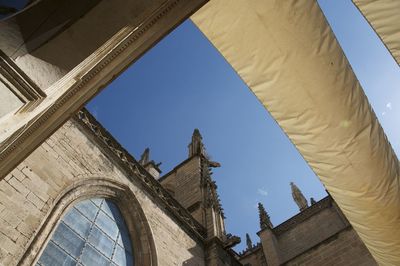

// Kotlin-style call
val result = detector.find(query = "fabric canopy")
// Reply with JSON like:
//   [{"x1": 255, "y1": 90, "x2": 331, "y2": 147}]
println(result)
[
  {"x1": 352, "y1": 0, "x2": 400, "y2": 65},
  {"x1": 192, "y1": 1, "x2": 400, "y2": 265}
]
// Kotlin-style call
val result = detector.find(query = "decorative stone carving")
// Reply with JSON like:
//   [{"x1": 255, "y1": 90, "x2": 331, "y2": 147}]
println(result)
[
  {"x1": 201, "y1": 156, "x2": 225, "y2": 218},
  {"x1": 138, "y1": 147, "x2": 162, "y2": 178},
  {"x1": 18, "y1": 178, "x2": 157, "y2": 266},
  {"x1": 0, "y1": 0, "x2": 207, "y2": 180},
  {"x1": 139, "y1": 148, "x2": 150, "y2": 165},
  {"x1": 208, "y1": 160, "x2": 221, "y2": 168},
  {"x1": 188, "y1": 128, "x2": 206, "y2": 157},
  {"x1": 290, "y1": 182, "x2": 308, "y2": 211},
  {"x1": 224, "y1": 233, "x2": 241, "y2": 249},
  {"x1": 310, "y1": 197, "x2": 317, "y2": 205},
  {"x1": 258, "y1": 202, "x2": 273, "y2": 229},
  {"x1": 246, "y1": 233, "x2": 253, "y2": 250},
  {"x1": 238, "y1": 242, "x2": 262, "y2": 256},
  {"x1": 0, "y1": 50, "x2": 46, "y2": 112},
  {"x1": 75, "y1": 108, "x2": 206, "y2": 239}
]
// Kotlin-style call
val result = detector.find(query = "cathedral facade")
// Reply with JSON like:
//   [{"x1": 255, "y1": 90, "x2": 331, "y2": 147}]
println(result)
[
  {"x1": 0, "y1": 1, "x2": 398, "y2": 263},
  {"x1": 0, "y1": 0, "x2": 397, "y2": 263},
  {"x1": 0, "y1": 109, "x2": 240, "y2": 265},
  {"x1": 0, "y1": 108, "x2": 377, "y2": 265}
]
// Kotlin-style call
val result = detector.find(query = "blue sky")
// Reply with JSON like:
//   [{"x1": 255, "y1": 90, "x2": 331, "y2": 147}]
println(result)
[
  {"x1": 87, "y1": 1, "x2": 400, "y2": 252},
  {"x1": 319, "y1": 0, "x2": 400, "y2": 154}
]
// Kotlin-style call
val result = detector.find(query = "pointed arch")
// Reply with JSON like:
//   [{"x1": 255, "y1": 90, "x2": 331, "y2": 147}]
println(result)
[
  {"x1": 37, "y1": 198, "x2": 133, "y2": 265},
  {"x1": 18, "y1": 178, "x2": 157, "y2": 266}
]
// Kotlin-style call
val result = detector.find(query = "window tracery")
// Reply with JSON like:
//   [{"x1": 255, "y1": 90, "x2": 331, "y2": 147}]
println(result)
[{"x1": 36, "y1": 198, "x2": 133, "y2": 266}]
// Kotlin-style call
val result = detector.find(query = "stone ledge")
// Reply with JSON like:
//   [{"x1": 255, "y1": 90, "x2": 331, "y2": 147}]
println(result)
[
  {"x1": 273, "y1": 196, "x2": 332, "y2": 235},
  {"x1": 73, "y1": 108, "x2": 207, "y2": 241}
]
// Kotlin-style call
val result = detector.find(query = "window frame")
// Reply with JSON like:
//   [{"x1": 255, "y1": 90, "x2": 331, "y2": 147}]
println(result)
[
  {"x1": 18, "y1": 178, "x2": 157, "y2": 266},
  {"x1": 0, "y1": 50, "x2": 46, "y2": 113},
  {"x1": 36, "y1": 198, "x2": 134, "y2": 265}
]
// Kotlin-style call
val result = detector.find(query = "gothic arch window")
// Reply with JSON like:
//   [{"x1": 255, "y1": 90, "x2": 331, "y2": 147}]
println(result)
[{"x1": 36, "y1": 198, "x2": 133, "y2": 266}]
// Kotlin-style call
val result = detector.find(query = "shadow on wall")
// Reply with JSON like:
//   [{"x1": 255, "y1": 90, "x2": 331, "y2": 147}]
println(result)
[
  {"x1": 0, "y1": 0, "x2": 101, "y2": 61},
  {"x1": 182, "y1": 246, "x2": 204, "y2": 266}
]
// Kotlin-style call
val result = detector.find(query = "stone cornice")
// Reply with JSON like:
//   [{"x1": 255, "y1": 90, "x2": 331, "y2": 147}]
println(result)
[
  {"x1": 238, "y1": 242, "x2": 262, "y2": 258},
  {"x1": 205, "y1": 236, "x2": 242, "y2": 265},
  {"x1": 74, "y1": 108, "x2": 207, "y2": 241},
  {"x1": 0, "y1": 0, "x2": 208, "y2": 179},
  {"x1": 272, "y1": 196, "x2": 332, "y2": 235},
  {"x1": 158, "y1": 154, "x2": 199, "y2": 182}
]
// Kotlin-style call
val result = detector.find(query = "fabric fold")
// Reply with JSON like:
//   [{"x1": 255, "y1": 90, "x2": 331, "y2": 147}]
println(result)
[{"x1": 192, "y1": 1, "x2": 400, "y2": 265}]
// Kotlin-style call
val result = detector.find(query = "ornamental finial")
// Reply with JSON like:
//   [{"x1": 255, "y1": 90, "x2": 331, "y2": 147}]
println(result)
[
  {"x1": 291, "y1": 182, "x2": 308, "y2": 211},
  {"x1": 258, "y1": 202, "x2": 273, "y2": 229},
  {"x1": 246, "y1": 233, "x2": 253, "y2": 249},
  {"x1": 139, "y1": 148, "x2": 150, "y2": 165}
]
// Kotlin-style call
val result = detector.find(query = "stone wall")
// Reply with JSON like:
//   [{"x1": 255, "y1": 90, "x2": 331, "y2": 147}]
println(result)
[
  {"x1": 205, "y1": 239, "x2": 242, "y2": 266},
  {"x1": 255, "y1": 197, "x2": 377, "y2": 266},
  {"x1": 276, "y1": 203, "x2": 347, "y2": 262},
  {"x1": 284, "y1": 228, "x2": 377, "y2": 266},
  {"x1": 160, "y1": 156, "x2": 205, "y2": 225},
  {"x1": 239, "y1": 245, "x2": 266, "y2": 266},
  {"x1": 0, "y1": 119, "x2": 205, "y2": 265}
]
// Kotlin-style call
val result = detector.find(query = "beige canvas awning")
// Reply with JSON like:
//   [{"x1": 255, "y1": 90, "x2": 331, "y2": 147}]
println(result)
[
  {"x1": 352, "y1": 0, "x2": 400, "y2": 65},
  {"x1": 192, "y1": 1, "x2": 400, "y2": 265}
]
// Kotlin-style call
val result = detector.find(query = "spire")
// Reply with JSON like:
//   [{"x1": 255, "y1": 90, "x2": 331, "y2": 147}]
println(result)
[
  {"x1": 188, "y1": 128, "x2": 205, "y2": 157},
  {"x1": 310, "y1": 197, "x2": 317, "y2": 205},
  {"x1": 138, "y1": 148, "x2": 162, "y2": 178},
  {"x1": 139, "y1": 148, "x2": 150, "y2": 166},
  {"x1": 258, "y1": 202, "x2": 273, "y2": 230},
  {"x1": 246, "y1": 233, "x2": 253, "y2": 249},
  {"x1": 290, "y1": 182, "x2": 308, "y2": 211}
]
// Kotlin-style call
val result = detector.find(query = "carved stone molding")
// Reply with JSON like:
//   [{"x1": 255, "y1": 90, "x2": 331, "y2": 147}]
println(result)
[
  {"x1": 0, "y1": 0, "x2": 208, "y2": 178},
  {"x1": 18, "y1": 178, "x2": 157, "y2": 266},
  {"x1": 0, "y1": 50, "x2": 46, "y2": 111},
  {"x1": 238, "y1": 242, "x2": 262, "y2": 257},
  {"x1": 74, "y1": 108, "x2": 206, "y2": 240}
]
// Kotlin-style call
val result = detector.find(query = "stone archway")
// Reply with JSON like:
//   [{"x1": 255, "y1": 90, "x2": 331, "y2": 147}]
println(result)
[{"x1": 18, "y1": 178, "x2": 158, "y2": 266}]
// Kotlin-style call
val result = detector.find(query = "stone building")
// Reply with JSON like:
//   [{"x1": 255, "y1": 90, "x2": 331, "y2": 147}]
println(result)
[
  {"x1": 0, "y1": 2, "x2": 393, "y2": 265},
  {"x1": 0, "y1": 108, "x2": 244, "y2": 265},
  {"x1": 0, "y1": 0, "x2": 400, "y2": 266},
  {"x1": 238, "y1": 187, "x2": 377, "y2": 266},
  {"x1": 0, "y1": 106, "x2": 378, "y2": 265}
]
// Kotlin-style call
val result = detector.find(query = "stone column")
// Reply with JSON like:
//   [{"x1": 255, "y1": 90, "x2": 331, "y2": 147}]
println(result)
[
  {"x1": 258, "y1": 228, "x2": 281, "y2": 266},
  {"x1": 257, "y1": 202, "x2": 280, "y2": 265}
]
